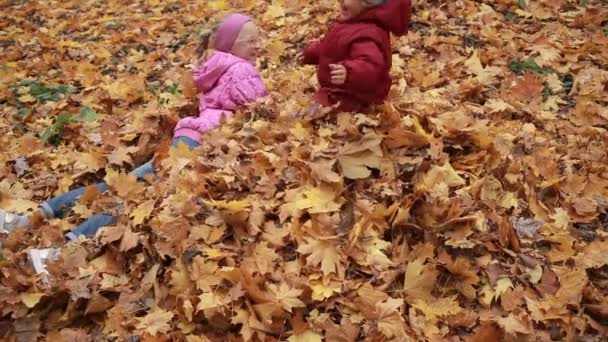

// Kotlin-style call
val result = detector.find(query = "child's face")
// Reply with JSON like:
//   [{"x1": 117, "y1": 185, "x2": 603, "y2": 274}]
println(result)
[
  {"x1": 231, "y1": 22, "x2": 262, "y2": 63},
  {"x1": 340, "y1": 0, "x2": 370, "y2": 20}
]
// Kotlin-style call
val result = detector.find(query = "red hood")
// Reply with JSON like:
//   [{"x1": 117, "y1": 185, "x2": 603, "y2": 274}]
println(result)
[{"x1": 348, "y1": 0, "x2": 412, "y2": 36}]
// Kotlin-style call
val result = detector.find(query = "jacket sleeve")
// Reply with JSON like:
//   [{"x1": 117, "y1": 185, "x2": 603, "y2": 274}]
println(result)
[
  {"x1": 302, "y1": 41, "x2": 322, "y2": 65},
  {"x1": 341, "y1": 39, "x2": 387, "y2": 93},
  {"x1": 228, "y1": 71, "x2": 267, "y2": 106}
]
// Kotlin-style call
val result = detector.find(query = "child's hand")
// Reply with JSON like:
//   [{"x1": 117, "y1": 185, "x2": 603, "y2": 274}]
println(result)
[{"x1": 329, "y1": 64, "x2": 347, "y2": 85}]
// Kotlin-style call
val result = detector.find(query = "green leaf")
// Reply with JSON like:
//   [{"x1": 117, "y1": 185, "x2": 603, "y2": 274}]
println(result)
[
  {"x1": 10, "y1": 80, "x2": 77, "y2": 105},
  {"x1": 518, "y1": 0, "x2": 527, "y2": 9},
  {"x1": 56, "y1": 112, "x2": 73, "y2": 128},
  {"x1": 40, "y1": 126, "x2": 55, "y2": 143},
  {"x1": 76, "y1": 106, "x2": 97, "y2": 122},
  {"x1": 508, "y1": 59, "x2": 552, "y2": 75}
]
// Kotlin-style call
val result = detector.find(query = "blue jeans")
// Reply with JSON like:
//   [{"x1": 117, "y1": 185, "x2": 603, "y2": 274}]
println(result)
[{"x1": 40, "y1": 136, "x2": 200, "y2": 241}]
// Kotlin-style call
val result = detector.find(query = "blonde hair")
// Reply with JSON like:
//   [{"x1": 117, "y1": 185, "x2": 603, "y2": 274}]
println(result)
[{"x1": 194, "y1": 22, "x2": 220, "y2": 60}]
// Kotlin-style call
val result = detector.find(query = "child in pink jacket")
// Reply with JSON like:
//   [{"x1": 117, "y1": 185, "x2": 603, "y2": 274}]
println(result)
[
  {"x1": 0, "y1": 13, "x2": 267, "y2": 277},
  {"x1": 174, "y1": 13, "x2": 267, "y2": 142}
]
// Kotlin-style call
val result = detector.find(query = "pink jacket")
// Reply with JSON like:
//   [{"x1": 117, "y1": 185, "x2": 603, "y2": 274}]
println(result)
[{"x1": 173, "y1": 51, "x2": 267, "y2": 142}]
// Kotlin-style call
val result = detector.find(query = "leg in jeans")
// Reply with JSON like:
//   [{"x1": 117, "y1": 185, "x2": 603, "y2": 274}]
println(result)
[
  {"x1": 65, "y1": 136, "x2": 200, "y2": 240},
  {"x1": 40, "y1": 162, "x2": 153, "y2": 220}
]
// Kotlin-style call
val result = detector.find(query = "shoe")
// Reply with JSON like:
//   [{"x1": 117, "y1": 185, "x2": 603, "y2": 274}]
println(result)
[
  {"x1": 28, "y1": 248, "x2": 61, "y2": 275},
  {"x1": 0, "y1": 209, "x2": 30, "y2": 235}
]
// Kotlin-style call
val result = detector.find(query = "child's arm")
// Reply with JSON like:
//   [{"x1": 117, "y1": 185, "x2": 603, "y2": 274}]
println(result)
[
  {"x1": 230, "y1": 77, "x2": 266, "y2": 105},
  {"x1": 228, "y1": 66, "x2": 267, "y2": 106},
  {"x1": 339, "y1": 40, "x2": 386, "y2": 92},
  {"x1": 301, "y1": 41, "x2": 321, "y2": 65}
]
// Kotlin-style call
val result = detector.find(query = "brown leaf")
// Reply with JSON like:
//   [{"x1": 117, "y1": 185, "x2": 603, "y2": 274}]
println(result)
[
  {"x1": 65, "y1": 278, "x2": 91, "y2": 301},
  {"x1": 99, "y1": 225, "x2": 125, "y2": 245},
  {"x1": 85, "y1": 293, "x2": 113, "y2": 315},
  {"x1": 536, "y1": 267, "x2": 559, "y2": 296},
  {"x1": 119, "y1": 226, "x2": 140, "y2": 252},
  {"x1": 468, "y1": 321, "x2": 500, "y2": 342},
  {"x1": 135, "y1": 307, "x2": 174, "y2": 336},
  {"x1": 584, "y1": 304, "x2": 608, "y2": 322},
  {"x1": 59, "y1": 328, "x2": 93, "y2": 342},
  {"x1": 509, "y1": 72, "x2": 544, "y2": 101}
]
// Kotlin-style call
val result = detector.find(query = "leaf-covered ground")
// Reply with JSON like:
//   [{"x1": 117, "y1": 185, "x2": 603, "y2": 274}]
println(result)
[{"x1": 1, "y1": 0, "x2": 608, "y2": 341}]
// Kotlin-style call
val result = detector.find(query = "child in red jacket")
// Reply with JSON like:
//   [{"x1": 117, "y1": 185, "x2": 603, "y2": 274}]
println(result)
[{"x1": 302, "y1": 0, "x2": 412, "y2": 113}]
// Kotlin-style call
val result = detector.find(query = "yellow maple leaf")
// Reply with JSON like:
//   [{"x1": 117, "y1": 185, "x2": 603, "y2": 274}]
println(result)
[
  {"x1": 464, "y1": 50, "x2": 484, "y2": 75},
  {"x1": 169, "y1": 261, "x2": 192, "y2": 295},
  {"x1": 309, "y1": 279, "x2": 341, "y2": 301},
  {"x1": 0, "y1": 197, "x2": 37, "y2": 212},
  {"x1": 197, "y1": 293, "x2": 223, "y2": 311},
  {"x1": 267, "y1": 282, "x2": 305, "y2": 313},
  {"x1": 554, "y1": 267, "x2": 587, "y2": 305},
  {"x1": 415, "y1": 163, "x2": 465, "y2": 196},
  {"x1": 280, "y1": 185, "x2": 342, "y2": 221},
  {"x1": 119, "y1": 227, "x2": 140, "y2": 252},
  {"x1": 103, "y1": 74, "x2": 146, "y2": 103},
  {"x1": 266, "y1": 4, "x2": 285, "y2": 18},
  {"x1": 266, "y1": 39, "x2": 286, "y2": 65},
  {"x1": 205, "y1": 198, "x2": 251, "y2": 212},
  {"x1": 20, "y1": 293, "x2": 45, "y2": 308},
  {"x1": 527, "y1": 265, "x2": 543, "y2": 284},
  {"x1": 106, "y1": 145, "x2": 137, "y2": 166},
  {"x1": 485, "y1": 98, "x2": 515, "y2": 113},
  {"x1": 576, "y1": 240, "x2": 608, "y2": 269},
  {"x1": 104, "y1": 169, "x2": 144, "y2": 198},
  {"x1": 208, "y1": 0, "x2": 230, "y2": 11},
  {"x1": 493, "y1": 278, "x2": 513, "y2": 301},
  {"x1": 358, "y1": 232, "x2": 395, "y2": 269},
  {"x1": 403, "y1": 258, "x2": 437, "y2": 301},
  {"x1": 338, "y1": 151, "x2": 382, "y2": 179},
  {"x1": 530, "y1": 45, "x2": 560, "y2": 66},
  {"x1": 254, "y1": 241, "x2": 279, "y2": 275},
  {"x1": 297, "y1": 237, "x2": 342, "y2": 276},
  {"x1": 135, "y1": 307, "x2": 174, "y2": 336},
  {"x1": 412, "y1": 296, "x2": 463, "y2": 322},
  {"x1": 18, "y1": 94, "x2": 37, "y2": 103},
  {"x1": 60, "y1": 40, "x2": 84, "y2": 48},
  {"x1": 287, "y1": 330, "x2": 323, "y2": 342},
  {"x1": 496, "y1": 314, "x2": 531, "y2": 335},
  {"x1": 309, "y1": 158, "x2": 341, "y2": 183},
  {"x1": 464, "y1": 50, "x2": 502, "y2": 84},
  {"x1": 130, "y1": 199, "x2": 155, "y2": 225}
]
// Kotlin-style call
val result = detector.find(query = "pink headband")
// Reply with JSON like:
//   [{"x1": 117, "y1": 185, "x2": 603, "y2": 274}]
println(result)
[{"x1": 213, "y1": 13, "x2": 252, "y2": 52}]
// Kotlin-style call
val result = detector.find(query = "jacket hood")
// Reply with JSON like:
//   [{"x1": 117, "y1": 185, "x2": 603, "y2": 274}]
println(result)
[{"x1": 351, "y1": 0, "x2": 412, "y2": 36}]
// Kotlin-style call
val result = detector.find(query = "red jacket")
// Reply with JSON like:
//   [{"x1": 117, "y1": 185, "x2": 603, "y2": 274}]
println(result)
[{"x1": 302, "y1": 0, "x2": 412, "y2": 113}]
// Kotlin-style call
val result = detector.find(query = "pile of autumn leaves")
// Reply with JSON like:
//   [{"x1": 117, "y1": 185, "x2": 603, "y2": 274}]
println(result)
[{"x1": 1, "y1": 0, "x2": 608, "y2": 341}]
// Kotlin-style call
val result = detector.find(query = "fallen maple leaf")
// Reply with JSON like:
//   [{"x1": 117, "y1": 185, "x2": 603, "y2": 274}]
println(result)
[
  {"x1": 415, "y1": 163, "x2": 466, "y2": 196},
  {"x1": 297, "y1": 237, "x2": 342, "y2": 276},
  {"x1": 197, "y1": 292, "x2": 223, "y2": 311},
  {"x1": 119, "y1": 227, "x2": 140, "y2": 252},
  {"x1": 20, "y1": 293, "x2": 45, "y2": 309},
  {"x1": 254, "y1": 241, "x2": 279, "y2": 275},
  {"x1": 104, "y1": 169, "x2": 144, "y2": 198},
  {"x1": 280, "y1": 185, "x2": 342, "y2": 221},
  {"x1": 267, "y1": 282, "x2": 305, "y2": 313},
  {"x1": 135, "y1": 307, "x2": 174, "y2": 336},
  {"x1": 412, "y1": 296, "x2": 463, "y2": 323},
  {"x1": 496, "y1": 314, "x2": 531, "y2": 336},
  {"x1": 403, "y1": 258, "x2": 437, "y2": 301},
  {"x1": 287, "y1": 330, "x2": 323, "y2": 342},
  {"x1": 130, "y1": 199, "x2": 155, "y2": 225},
  {"x1": 469, "y1": 321, "x2": 500, "y2": 342}
]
